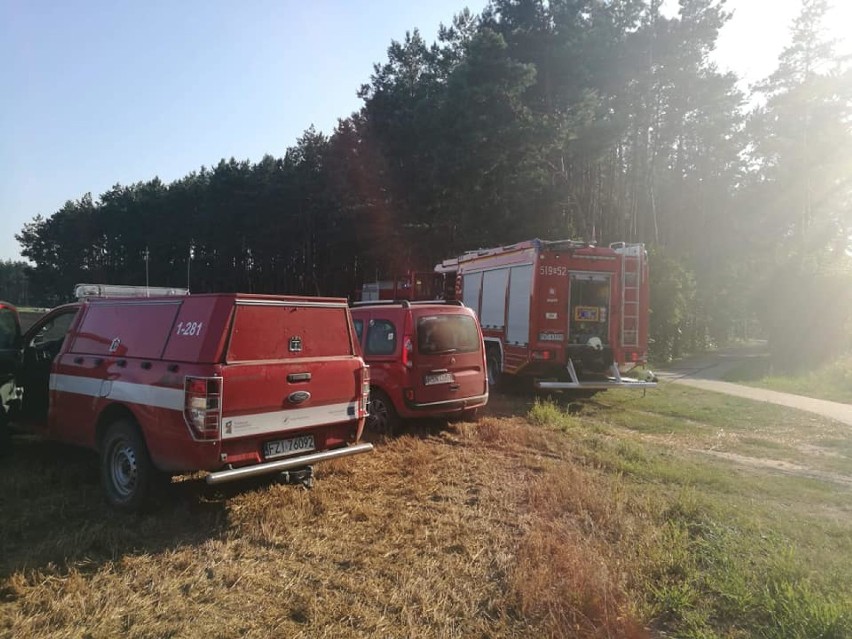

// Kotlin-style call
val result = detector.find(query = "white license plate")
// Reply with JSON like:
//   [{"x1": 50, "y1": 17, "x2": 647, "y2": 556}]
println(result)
[
  {"x1": 264, "y1": 435, "x2": 315, "y2": 459},
  {"x1": 425, "y1": 372, "x2": 455, "y2": 386}
]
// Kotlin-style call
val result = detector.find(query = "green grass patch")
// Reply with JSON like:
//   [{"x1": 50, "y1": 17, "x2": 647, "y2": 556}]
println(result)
[
  {"x1": 596, "y1": 385, "x2": 852, "y2": 477},
  {"x1": 605, "y1": 385, "x2": 798, "y2": 433},
  {"x1": 527, "y1": 398, "x2": 583, "y2": 432}
]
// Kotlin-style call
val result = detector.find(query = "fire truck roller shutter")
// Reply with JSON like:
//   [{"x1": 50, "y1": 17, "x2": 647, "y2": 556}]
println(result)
[
  {"x1": 462, "y1": 272, "x2": 483, "y2": 317},
  {"x1": 480, "y1": 269, "x2": 509, "y2": 330},
  {"x1": 506, "y1": 265, "x2": 533, "y2": 345}
]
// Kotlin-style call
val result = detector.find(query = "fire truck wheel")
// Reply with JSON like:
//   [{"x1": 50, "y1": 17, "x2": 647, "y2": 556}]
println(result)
[
  {"x1": 366, "y1": 389, "x2": 399, "y2": 438},
  {"x1": 101, "y1": 419, "x2": 161, "y2": 511},
  {"x1": 486, "y1": 353, "x2": 501, "y2": 389}
]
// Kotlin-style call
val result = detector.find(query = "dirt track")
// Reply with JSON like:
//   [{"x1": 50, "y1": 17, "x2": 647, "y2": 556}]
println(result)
[{"x1": 656, "y1": 343, "x2": 852, "y2": 426}]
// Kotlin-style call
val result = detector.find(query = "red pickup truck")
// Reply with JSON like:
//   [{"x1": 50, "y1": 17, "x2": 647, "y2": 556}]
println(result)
[{"x1": 0, "y1": 288, "x2": 372, "y2": 510}]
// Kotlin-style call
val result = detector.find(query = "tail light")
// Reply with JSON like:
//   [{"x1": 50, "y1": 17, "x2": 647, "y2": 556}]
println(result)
[
  {"x1": 184, "y1": 376, "x2": 222, "y2": 440},
  {"x1": 359, "y1": 365, "x2": 370, "y2": 418},
  {"x1": 402, "y1": 336, "x2": 413, "y2": 369},
  {"x1": 401, "y1": 311, "x2": 413, "y2": 369},
  {"x1": 531, "y1": 350, "x2": 553, "y2": 361}
]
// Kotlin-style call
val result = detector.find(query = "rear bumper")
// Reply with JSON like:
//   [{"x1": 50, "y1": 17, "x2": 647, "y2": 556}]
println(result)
[
  {"x1": 205, "y1": 442, "x2": 374, "y2": 486},
  {"x1": 533, "y1": 360, "x2": 656, "y2": 391},
  {"x1": 403, "y1": 392, "x2": 489, "y2": 412},
  {"x1": 535, "y1": 378, "x2": 656, "y2": 390}
]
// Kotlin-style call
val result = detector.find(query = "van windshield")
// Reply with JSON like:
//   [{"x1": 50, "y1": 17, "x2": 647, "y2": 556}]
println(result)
[{"x1": 417, "y1": 314, "x2": 480, "y2": 354}]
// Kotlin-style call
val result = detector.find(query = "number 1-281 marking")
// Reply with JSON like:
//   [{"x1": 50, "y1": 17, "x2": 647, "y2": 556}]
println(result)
[{"x1": 176, "y1": 321, "x2": 203, "y2": 337}]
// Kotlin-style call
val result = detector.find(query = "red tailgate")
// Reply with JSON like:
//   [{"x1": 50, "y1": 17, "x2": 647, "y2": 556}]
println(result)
[
  {"x1": 411, "y1": 309, "x2": 486, "y2": 404},
  {"x1": 218, "y1": 299, "x2": 362, "y2": 447}
]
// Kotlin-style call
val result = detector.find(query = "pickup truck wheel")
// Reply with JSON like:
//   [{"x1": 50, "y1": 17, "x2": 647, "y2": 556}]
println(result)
[
  {"x1": 101, "y1": 420, "x2": 161, "y2": 511},
  {"x1": 367, "y1": 389, "x2": 399, "y2": 437},
  {"x1": 0, "y1": 410, "x2": 9, "y2": 457}
]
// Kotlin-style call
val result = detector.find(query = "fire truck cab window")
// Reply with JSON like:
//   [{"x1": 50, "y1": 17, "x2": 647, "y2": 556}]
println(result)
[
  {"x1": 365, "y1": 319, "x2": 397, "y2": 356},
  {"x1": 353, "y1": 319, "x2": 364, "y2": 342}
]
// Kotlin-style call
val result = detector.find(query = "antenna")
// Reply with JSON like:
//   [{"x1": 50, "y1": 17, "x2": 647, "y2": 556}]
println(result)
[
  {"x1": 187, "y1": 243, "x2": 194, "y2": 292},
  {"x1": 144, "y1": 246, "x2": 150, "y2": 296}
]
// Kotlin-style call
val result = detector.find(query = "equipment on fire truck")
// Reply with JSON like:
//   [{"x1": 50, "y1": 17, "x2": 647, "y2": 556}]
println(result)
[{"x1": 357, "y1": 271, "x2": 441, "y2": 302}]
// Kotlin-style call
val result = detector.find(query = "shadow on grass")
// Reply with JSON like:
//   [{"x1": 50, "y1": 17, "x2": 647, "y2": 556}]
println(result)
[
  {"x1": 364, "y1": 390, "x2": 591, "y2": 445},
  {"x1": 0, "y1": 434, "x2": 293, "y2": 580}
]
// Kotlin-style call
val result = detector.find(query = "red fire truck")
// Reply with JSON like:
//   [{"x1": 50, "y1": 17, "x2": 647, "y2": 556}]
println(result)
[
  {"x1": 358, "y1": 271, "x2": 438, "y2": 302},
  {"x1": 434, "y1": 239, "x2": 656, "y2": 391}
]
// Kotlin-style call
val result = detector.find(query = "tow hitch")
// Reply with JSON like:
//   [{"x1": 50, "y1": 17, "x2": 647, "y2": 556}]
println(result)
[{"x1": 279, "y1": 466, "x2": 314, "y2": 489}]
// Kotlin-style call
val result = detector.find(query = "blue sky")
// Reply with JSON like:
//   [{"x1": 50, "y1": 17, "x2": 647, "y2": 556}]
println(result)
[
  {"x1": 0, "y1": 0, "x2": 487, "y2": 260},
  {"x1": 2, "y1": 1, "x2": 849, "y2": 262}
]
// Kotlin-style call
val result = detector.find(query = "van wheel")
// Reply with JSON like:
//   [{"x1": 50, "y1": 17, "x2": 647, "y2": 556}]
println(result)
[
  {"x1": 487, "y1": 353, "x2": 501, "y2": 389},
  {"x1": 101, "y1": 419, "x2": 162, "y2": 511},
  {"x1": 367, "y1": 389, "x2": 399, "y2": 437}
]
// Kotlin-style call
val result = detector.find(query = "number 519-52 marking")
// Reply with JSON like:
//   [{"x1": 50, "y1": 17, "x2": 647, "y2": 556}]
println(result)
[{"x1": 176, "y1": 321, "x2": 203, "y2": 337}]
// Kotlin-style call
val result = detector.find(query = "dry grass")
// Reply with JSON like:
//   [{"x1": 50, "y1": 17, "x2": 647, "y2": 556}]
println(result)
[
  {"x1": 0, "y1": 412, "x2": 661, "y2": 639},
  {"x1": 4, "y1": 389, "x2": 849, "y2": 638}
]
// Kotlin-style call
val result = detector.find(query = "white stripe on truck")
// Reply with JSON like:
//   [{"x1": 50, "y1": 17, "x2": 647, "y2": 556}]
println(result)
[
  {"x1": 49, "y1": 374, "x2": 357, "y2": 438},
  {"x1": 50, "y1": 374, "x2": 184, "y2": 410},
  {"x1": 220, "y1": 403, "x2": 358, "y2": 439}
]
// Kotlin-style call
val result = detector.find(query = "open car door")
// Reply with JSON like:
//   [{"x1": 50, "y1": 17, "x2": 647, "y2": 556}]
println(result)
[{"x1": 0, "y1": 301, "x2": 22, "y2": 448}]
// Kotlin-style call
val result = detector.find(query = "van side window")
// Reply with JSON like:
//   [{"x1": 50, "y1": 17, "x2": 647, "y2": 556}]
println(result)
[
  {"x1": 365, "y1": 319, "x2": 396, "y2": 356},
  {"x1": 353, "y1": 319, "x2": 364, "y2": 342},
  {"x1": 31, "y1": 312, "x2": 76, "y2": 360}
]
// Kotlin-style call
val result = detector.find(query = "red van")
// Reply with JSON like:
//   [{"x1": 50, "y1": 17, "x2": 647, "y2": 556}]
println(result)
[
  {"x1": 0, "y1": 287, "x2": 372, "y2": 510},
  {"x1": 349, "y1": 301, "x2": 488, "y2": 435}
]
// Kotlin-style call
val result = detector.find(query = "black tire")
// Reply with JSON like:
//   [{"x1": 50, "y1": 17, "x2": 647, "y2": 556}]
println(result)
[
  {"x1": 100, "y1": 419, "x2": 162, "y2": 511},
  {"x1": 486, "y1": 352, "x2": 501, "y2": 389},
  {"x1": 366, "y1": 388, "x2": 400, "y2": 437}
]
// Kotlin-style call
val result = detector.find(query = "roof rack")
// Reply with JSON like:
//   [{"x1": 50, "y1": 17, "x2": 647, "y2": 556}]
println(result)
[
  {"x1": 350, "y1": 299, "x2": 411, "y2": 308},
  {"x1": 349, "y1": 299, "x2": 464, "y2": 308},
  {"x1": 74, "y1": 283, "x2": 190, "y2": 300},
  {"x1": 408, "y1": 299, "x2": 464, "y2": 306}
]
